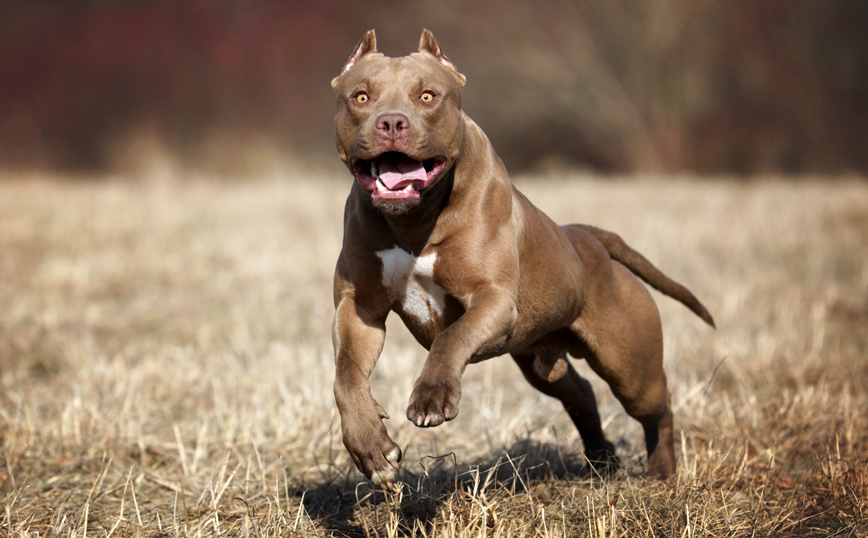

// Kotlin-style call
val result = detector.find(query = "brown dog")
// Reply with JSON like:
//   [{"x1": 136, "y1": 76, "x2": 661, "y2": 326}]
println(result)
[{"x1": 331, "y1": 30, "x2": 714, "y2": 486}]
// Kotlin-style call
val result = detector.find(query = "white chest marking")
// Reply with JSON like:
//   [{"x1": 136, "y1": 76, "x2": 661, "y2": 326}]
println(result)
[{"x1": 376, "y1": 247, "x2": 446, "y2": 324}]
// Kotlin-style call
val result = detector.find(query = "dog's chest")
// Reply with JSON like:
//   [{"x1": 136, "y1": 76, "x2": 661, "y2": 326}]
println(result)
[{"x1": 376, "y1": 247, "x2": 446, "y2": 326}]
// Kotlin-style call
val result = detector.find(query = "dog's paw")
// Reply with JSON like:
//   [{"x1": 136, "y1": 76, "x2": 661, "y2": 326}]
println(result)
[
  {"x1": 342, "y1": 419, "x2": 403, "y2": 486},
  {"x1": 406, "y1": 376, "x2": 461, "y2": 427},
  {"x1": 580, "y1": 443, "x2": 621, "y2": 479},
  {"x1": 370, "y1": 446, "x2": 402, "y2": 486}
]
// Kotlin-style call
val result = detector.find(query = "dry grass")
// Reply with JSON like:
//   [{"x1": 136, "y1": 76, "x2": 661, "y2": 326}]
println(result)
[{"x1": 1, "y1": 172, "x2": 866, "y2": 537}]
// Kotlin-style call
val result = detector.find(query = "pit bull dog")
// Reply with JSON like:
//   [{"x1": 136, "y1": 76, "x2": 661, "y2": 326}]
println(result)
[{"x1": 331, "y1": 29, "x2": 714, "y2": 486}]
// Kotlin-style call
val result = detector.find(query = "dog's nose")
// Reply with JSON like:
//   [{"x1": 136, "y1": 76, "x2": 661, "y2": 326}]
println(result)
[{"x1": 376, "y1": 114, "x2": 410, "y2": 139}]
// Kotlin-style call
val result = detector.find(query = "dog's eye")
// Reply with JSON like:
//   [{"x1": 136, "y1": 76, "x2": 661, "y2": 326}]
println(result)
[
  {"x1": 420, "y1": 92, "x2": 435, "y2": 103},
  {"x1": 355, "y1": 93, "x2": 369, "y2": 104}
]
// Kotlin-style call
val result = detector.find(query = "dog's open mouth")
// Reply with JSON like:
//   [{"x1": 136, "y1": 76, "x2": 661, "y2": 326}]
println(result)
[{"x1": 352, "y1": 152, "x2": 447, "y2": 201}]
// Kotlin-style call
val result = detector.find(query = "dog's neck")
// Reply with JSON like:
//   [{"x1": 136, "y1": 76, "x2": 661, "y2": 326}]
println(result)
[{"x1": 374, "y1": 170, "x2": 455, "y2": 255}]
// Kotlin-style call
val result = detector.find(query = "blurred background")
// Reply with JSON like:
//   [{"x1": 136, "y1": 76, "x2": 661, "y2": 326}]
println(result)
[{"x1": 1, "y1": 0, "x2": 866, "y2": 177}]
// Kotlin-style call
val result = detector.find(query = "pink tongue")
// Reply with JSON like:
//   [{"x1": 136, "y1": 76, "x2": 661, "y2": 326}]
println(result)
[{"x1": 377, "y1": 154, "x2": 426, "y2": 190}]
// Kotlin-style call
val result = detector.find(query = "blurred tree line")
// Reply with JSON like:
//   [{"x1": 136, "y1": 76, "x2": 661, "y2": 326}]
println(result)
[{"x1": 1, "y1": 0, "x2": 866, "y2": 176}]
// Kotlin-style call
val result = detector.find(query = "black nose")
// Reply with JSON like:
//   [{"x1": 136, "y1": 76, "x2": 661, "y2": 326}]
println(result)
[{"x1": 376, "y1": 113, "x2": 410, "y2": 138}]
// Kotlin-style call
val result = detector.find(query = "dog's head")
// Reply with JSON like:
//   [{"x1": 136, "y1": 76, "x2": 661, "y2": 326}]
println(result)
[{"x1": 332, "y1": 30, "x2": 466, "y2": 215}]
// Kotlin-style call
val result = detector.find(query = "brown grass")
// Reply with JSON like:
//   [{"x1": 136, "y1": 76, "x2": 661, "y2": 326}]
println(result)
[{"x1": 1, "y1": 173, "x2": 866, "y2": 537}]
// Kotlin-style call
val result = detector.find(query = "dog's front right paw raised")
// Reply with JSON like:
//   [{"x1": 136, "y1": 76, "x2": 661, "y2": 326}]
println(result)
[
  {"x1": 406, "y1": 375, "x2": 461, "y2": 427},
  {"x1": 342, "y1": 420, "x2": 403, "y2": 486}
]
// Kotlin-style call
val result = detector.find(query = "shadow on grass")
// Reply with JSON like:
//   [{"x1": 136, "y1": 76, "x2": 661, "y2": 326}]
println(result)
[{"x1": 299, "y1": 438, "x2": 597, "y2": 537}]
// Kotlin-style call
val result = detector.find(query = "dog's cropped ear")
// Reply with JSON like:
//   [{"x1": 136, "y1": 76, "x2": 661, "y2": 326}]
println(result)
[
  {"x1": 333, "y1": 30, "x2": 377, "y2": 84},
  {"x1": 419, "y1": 29, "x2": 466, "y2": 86}
]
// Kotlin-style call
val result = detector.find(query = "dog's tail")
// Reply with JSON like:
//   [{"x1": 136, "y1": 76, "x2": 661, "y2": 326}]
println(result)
[{"x1": 576, "y1": 224, "x2": 715, "y2": 328}]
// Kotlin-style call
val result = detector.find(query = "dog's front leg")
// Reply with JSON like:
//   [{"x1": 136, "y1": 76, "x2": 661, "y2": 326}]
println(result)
[
  {"x1": 333, "y1": 295, "x2": 402, "y2": 485},
  {"x1": 407, "y1": 288, "x2": 517, "y2": 427}
]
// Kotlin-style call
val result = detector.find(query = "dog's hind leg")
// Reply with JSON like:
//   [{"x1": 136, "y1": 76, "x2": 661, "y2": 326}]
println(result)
[
  {"x1": 512, "y1": 351, "x2": 620, "y2": 476},
  {"x1": 571, "y1": 262, "x2": 677, "y2": 479},
  {"x1": 559, "y1": 225, "x2": 677, "y2": 479}
]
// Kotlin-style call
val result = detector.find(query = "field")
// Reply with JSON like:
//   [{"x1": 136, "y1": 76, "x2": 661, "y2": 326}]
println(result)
[{"x1": 1, "y1": 173, "x2": 866, "y2": 537}]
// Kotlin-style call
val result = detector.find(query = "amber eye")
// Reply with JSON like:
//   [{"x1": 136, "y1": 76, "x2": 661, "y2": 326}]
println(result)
[
  {"x1": 420, "y1": 92, "x2": 435, "y2": 103},
  {"x1": 355, "y1": 93, "x2": 369, "y2": 104}
]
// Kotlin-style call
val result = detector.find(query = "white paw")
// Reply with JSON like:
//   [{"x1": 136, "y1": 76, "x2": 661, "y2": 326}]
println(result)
[{"x1": 370, "y1": 447, "x2": 401, "y2": 486}]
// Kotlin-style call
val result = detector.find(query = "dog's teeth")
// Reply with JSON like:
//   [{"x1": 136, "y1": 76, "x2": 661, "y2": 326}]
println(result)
[{"x1": 371, "y1": 161, "x2": 379, "y2": 178}]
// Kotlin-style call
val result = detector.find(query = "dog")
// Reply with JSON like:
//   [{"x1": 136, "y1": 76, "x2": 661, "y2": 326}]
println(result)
[{"x1": 330, "y1": 29, "x2": 714, "y2": 486}]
